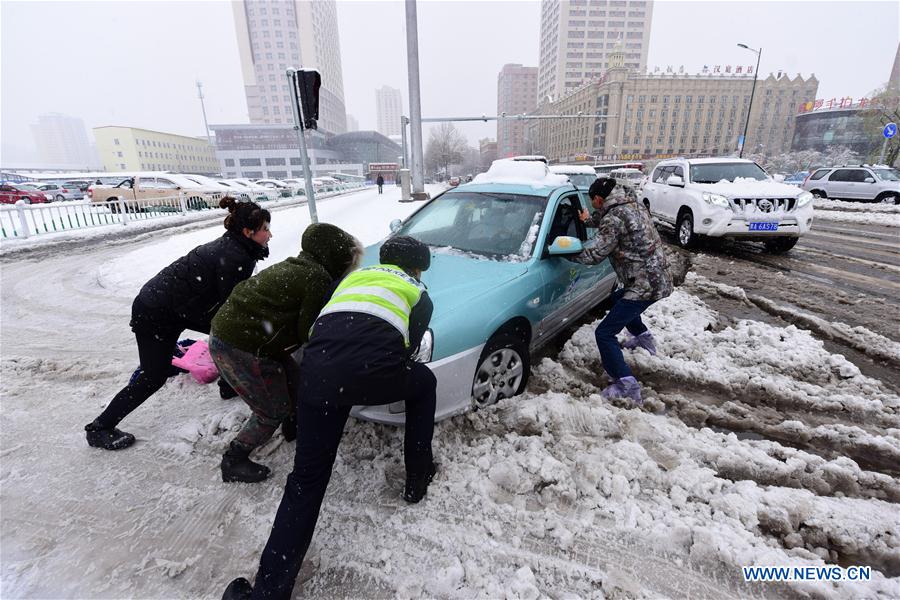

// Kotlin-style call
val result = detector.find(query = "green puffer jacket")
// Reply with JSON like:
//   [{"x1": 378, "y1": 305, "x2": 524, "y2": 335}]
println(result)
[{"x1": 211, "y1": 223, "x2": 359, "y2": 359}]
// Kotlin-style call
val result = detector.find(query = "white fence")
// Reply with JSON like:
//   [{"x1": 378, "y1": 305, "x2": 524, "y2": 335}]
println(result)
[{"x1": 0, "y1": 183, "x2": 365, "y2": 240}]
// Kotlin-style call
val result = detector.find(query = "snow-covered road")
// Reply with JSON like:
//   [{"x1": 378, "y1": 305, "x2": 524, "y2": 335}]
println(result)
[{"x1": 2, "y1": 185, "x2": 898, "y2": 598}]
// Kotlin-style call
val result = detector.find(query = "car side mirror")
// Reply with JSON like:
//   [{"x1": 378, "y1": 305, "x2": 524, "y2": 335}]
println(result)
[
  {"x1": 864, "y1": 177, "x2": 875, "y2": 183},
  {"x1": 667, "y1": 175, "x2": 685, "y2": 187},
  {"x1": 547, "y1": 235, "x2": 584, "y2": 256},
  {"x1": 175, "y1": 186, "x2": 182, "y2": 190},
  {"x1": 389, "y1": 219, "x2": 402, "y2": 233}
]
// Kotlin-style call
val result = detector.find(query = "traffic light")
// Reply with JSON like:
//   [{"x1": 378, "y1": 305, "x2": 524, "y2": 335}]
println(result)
[{"x1": 292, "y1": 68, "x2": 321, "y2": 130}]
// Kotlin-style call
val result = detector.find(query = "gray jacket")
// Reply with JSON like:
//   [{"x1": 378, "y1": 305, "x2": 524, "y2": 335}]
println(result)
[{"x1": 572, "y1": 186, "x2": 673, "y2": 301}]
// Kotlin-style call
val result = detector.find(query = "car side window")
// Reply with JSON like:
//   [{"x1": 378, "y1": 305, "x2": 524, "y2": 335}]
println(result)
[
  {"x1": 155, "y1": 179, "x2": 178, "y2": 189},
  {"x1": 809, "y1": 169, "x2": 830, "y2": 180},
  {"x1": 829, "y1": 169, "x2": 853, "y2": 182},
  {"x1": 846, "y1": 170, "x2": 868, "y2": 183},
  {"x1": 652, "y1": 166, "x2": 669, "y2": 183},
  {"x1": 673, "y1": 166, "x2": 684, "y2": 179},
  {"x1": 0, "y1": 185, "x2": 13, "y2": 192},
  {"x1": 547, "y1": 195, "x2": 587, "y2": 244}
]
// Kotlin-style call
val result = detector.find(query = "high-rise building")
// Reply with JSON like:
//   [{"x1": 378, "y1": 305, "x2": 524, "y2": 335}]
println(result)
[
  {"x1": 537, "y1": 0, "x2": 654, "y2": 104},
  {"x1": 346, "y1": 113, "x2": 359, "y2": 132},
  {"x1": 30, "y1": 113, "x2": 96, "y2": 167},
  {"x1": 497, "y1": 64, "x2": 538, "y2": 157},
  {"x1": 531, "y1": 62, "x2": 818, "y2": 163},
  {"x1": 375, "y1": 86, "x2": 403, "y2": 137},
  {"x1": 479, "y1": 138, "x2": 498, "y2": 169},
  {"x1": 232, "y1": 0, "x2": 347, "y2": 134}
]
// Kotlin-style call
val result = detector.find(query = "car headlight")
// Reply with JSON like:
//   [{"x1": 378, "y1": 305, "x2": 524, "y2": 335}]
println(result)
[
  {"x1": 412, "y1": 329, "x2": 433, "y2": 363},
  {"x1": 701, "y1": 192, "x2": 730, "y2": 208},
  {"x1": 797, "y1": 191, "x2": 813, "y2": 208}
]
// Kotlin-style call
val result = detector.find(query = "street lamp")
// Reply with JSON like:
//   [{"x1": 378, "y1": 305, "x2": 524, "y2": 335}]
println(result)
[{"x1": 737, "y1": 43, "x2": 762, "y2": 158}]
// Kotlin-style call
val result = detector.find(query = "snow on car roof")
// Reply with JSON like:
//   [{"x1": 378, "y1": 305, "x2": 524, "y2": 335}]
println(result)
[
  {"x1": 549, "y1": 165, "x2": 597, "y2": 175},
  {"x1": 680, "y1": 157, "x2": 756, "y2": 165},
  {"x1": 698, "y1": 177, "x2": 806, "y2": 197},
  {"x1": 473, "y1": 159, "x2": 570, "y2": 188}
]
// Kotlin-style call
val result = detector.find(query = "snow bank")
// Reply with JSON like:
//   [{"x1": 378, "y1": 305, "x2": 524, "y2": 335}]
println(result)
[
  {"x1": 812, "y1": 210, "x2": 900, "y2": 227},
  {"x1": 473, "y1": 159, "x2": 570, "y2": 188},
  {"x1": 814, "y1": 199, "x2": 900, "y2": 214}
]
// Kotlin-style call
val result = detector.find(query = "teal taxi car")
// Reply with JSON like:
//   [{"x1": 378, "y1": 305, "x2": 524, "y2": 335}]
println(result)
[{"x1": 352, "y1": 162, "x2": 617, "y2": 425}]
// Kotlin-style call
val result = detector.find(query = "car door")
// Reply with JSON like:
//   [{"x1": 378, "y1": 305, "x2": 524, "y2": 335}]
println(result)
[
  {"x1": 0, "y1": 185, "x2": 14, "y2": 204},
  {"x1": 653, "y1": 166, "x2": 677, "y2": 223},
  {"x1": 643, "y1": 166, "x2": 665, "y2": 214},
  {"x1": 533, "y1": 192, "x2": 613, "y2": 341},
  {"x1": 826, "y1": 169, "x2": 854, "y2": 199}
]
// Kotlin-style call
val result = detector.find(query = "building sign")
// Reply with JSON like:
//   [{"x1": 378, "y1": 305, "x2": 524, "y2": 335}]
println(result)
[
  {"x1": 368, "y1": 162, "x2": 399, "y2": 172},
  {"x1": 701, "y1": 65, "x2": 754, "y2": 75},
  {"x1": 797, "y1": 97, "x2": 887, "y2": 114}
]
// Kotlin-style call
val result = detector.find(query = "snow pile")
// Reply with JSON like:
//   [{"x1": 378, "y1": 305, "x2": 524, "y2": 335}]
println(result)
[
  {"x1": 813, "y1": 210, "x2": 900, "y2": 227},
  {"x1": 697, "y1": 177, "x2": 808, "y2": 199},
  {"x1": 473, "y1": 159, "x2": 570, "y2": 188},
  {"x1": 814, "y1": 199, "x2": 900, "y2": 213}
]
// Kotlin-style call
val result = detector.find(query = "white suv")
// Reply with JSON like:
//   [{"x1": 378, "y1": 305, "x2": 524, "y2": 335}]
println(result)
[
  {"x1": 642, "y1": 158, "x2": 814, "y2": 252},
  {"x1": 801, "y1": 165, "x2": 900, "y2": 204}
]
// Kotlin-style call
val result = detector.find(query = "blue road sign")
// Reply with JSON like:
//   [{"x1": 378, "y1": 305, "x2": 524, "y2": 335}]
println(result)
[{"x1": 884, "y1": 123, "x2": 897, "y2": 139}]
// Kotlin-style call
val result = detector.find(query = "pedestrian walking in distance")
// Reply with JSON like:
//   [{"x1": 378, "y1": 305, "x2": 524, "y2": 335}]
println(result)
[
  {"x1": 573, "y1": 178, "x2": 672, "y2": 404},
  {"x1": 209, "y1": 223, "x2": 363, "y2": 483},
  {"x1": 84, "y1": 197, "x2": 272, "y2": 450},
  {"x1": 222, "y1": 235, "x2": 437, "y2": 600},
  {"x1": 376, "y1": 174, "x2": 385, "y2": 194}
]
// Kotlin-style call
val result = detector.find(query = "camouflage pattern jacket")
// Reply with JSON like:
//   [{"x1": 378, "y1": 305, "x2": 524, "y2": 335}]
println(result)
[{"x1": 572, "y1": 186, "x2": 673, "y2": 302}]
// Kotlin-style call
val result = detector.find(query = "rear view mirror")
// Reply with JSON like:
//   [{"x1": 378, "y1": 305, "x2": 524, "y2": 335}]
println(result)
[
  {"x1": 667, "y1": 175, "x2": 684, "y2": 187},
  {"x1": 864, "y1": 177, "x2": 875, "y2": 183},
  {"x1": 389, "y1": 219, "x2": 402, "y2": 233},
  {"x1": 548, "y1": 235, "x2": 584, "y2": 256}
]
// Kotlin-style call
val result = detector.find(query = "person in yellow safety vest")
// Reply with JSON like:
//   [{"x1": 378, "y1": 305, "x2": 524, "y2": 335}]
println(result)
[{"x1": 222, "y1": 236, "x2": 436, "y2": 600}]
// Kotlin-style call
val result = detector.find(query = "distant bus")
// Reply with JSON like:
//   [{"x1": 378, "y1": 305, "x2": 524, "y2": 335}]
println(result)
[{"x1": 594, "y1": 162, "x2": 644, "y2": 176}]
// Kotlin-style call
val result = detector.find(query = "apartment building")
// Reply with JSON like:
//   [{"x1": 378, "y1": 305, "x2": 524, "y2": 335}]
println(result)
[
  {"x1": 93, "y1": 126, "x2": 219, "y2": 173},
  {"x1": 497, "y1": 64, "x2": 539, "y2": 157},
  {"x1": 532, "y1": 58, "x2": 818, "y2": 163},
  {"x1": 538, "y1": 0, "x2": 653, "y2": 104},
  {"x1": 376, "y1": 86, "x2": 403, "y2": 137},
  {"x1": 232, "y1": 0, "x2": 347, "y2": 133}
]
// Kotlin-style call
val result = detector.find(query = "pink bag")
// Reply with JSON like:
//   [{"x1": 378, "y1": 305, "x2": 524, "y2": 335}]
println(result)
[{"x1": 171, "y1": 339, "x2": 219, "y2": 384}]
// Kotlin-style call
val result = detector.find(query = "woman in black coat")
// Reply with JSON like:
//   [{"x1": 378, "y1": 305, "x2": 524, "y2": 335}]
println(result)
[{"x1": 84, "y1": 197, "x2": 272, "y2": 450}]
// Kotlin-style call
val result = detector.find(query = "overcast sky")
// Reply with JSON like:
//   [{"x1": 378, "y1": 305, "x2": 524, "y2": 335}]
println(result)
[{"x1": 2, "y1": 0, "x2": 898, "y2": 162}]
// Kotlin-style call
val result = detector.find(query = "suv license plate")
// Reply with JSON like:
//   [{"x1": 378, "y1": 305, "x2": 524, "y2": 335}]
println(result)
[{"x1": 749, "y1": 222, "x2": 778, "y2": 231}]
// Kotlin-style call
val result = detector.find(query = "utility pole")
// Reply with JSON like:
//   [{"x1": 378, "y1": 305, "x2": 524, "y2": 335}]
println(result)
[
  {"x1": 405, "y1": 0, "x2": 428, "y2": 200},
  {"x1": 737, "y1": 43, "x2": 762, "y2": 158},
  {"x1": 196, "y1": 80, "x2": 212, "y2": 144},
  {"x1": 287, "y1": 69, "x2": 319, "y2": 223}
]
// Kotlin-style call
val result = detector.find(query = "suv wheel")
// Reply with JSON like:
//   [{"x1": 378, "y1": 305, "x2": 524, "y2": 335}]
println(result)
[
  {"x1": 675, "y1": 210, "x2": 699, "y2": 249},
  {"x1": 811, "y1": 189, "x2": 827, "y2": 199},
  {"x1": 876, "y1": 192, "x2": 899, "y2": 205},
  {"x1": 763, "y1": 237, "x2": 798, "y2": 253}
]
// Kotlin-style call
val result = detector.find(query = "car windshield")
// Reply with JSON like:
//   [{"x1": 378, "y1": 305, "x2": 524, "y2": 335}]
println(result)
[
  {"x1": 394, "y1": 191, "x2": 546, "y2": 260},
  {"x1": 873, "y1": 168, "x2": 900, "y2": 181},
  {"x1": 565, "y1": 174, "x2": 597, "y2": 187},
  {"x1": 690, "y1": 162, "x2": 768, "y2": 183}
]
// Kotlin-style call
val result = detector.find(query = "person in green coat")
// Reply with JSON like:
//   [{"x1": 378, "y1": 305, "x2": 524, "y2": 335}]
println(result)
[{"x1": 209, "y1": 222, "x2": 363, "y2": 483}]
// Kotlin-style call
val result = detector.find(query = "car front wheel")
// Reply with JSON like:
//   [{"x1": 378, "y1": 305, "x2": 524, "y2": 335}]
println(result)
[
  {"x1": 876, "y1": 192, "x2": 899, "y2": 205},
  {"x1": 675, "y1": 210, "x2": 698, "y2": 248},
  {"x1": 763, "y1": 237, "x2": 798, "y2": 253},
  {"x1": 472, "y1": 332, "x2": 530, "y2": 408}
]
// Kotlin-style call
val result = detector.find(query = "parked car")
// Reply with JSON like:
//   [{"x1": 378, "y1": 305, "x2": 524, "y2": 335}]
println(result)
[
  {"x1": 351, "y1": 160, "x2": 616, "y2": 425},
  {"x1": 642, "y1": 158, "x2": 814, "y2": 253},
  {"x1": 0, "y1": 183, "x2": 49, "y2": 204},
  {"x1": 282, "y1": 178, "x2": 307, "y2": 195},
  {"x1": 65, "y1": 180, "x2": 92, "y2": 193},
  {"x1": 14, "y1": 183, "x2": 53, "y2": 202},
  {"x1": 88, "y1": 175, "x2": 218, "y2": 210},
  {"x1": 229, "y1": 178, "x2": 279, "y2": 201},
  {"x1": 609, "y1": 167, "x2": 645, "y2": 191},
  {"x1": 254, "y1": 179, "x2": 293, "y2": 197},
  {"x1": 801, "y1": 165, "x2": 900, "y2": 204},
  {"x1": 510, "y1": 155, "x2": 549, "y2": 164},
  {"x1": 549, "y1": 164, "x2": 598, "y2": 189},
  {"x1": 36, "y1": 183, "x2": 83, "y2": 201},
  {"x1": 448, "y1": 176, "x2": 461, "y2": 187}
]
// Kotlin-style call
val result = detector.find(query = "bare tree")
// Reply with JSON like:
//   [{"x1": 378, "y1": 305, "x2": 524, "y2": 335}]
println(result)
[
  {"x1": 860, "y1": 86, "x2": 900, "y2": 165},
  {"x1": 425, "y1": 123, "x2": 468, "y2": 176}
]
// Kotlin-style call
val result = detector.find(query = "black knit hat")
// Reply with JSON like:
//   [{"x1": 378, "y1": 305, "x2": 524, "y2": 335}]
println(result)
[
  {"x1": 589, "y1": 177, "x2": 616, "y2": 200},
  {"x1": 380, "y1": 236, "x2": 431, "y2": 272}
]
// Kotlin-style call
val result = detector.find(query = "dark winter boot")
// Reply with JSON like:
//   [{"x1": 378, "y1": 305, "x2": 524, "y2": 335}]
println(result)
[
  {"x1": 221, "y1": 441, "x2": 271, "y2": 483},
  {"x1": 84, "y1": 419, "x2": 135, "y2": 450},
  {"x1": 281, "y1": 413, "x2": 297, "y2": 443},
  {"x1": 219, "y1": 379, "x2": 239, "y2": 400},
  {"x1": 222, "y1": 577, "x2": 253, "y2": 600},
  {"x1": 403, "y1": 462, "x2": 437, "y2": 504}
]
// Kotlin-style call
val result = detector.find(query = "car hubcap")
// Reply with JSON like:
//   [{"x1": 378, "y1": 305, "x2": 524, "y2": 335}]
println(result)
[
  {"x1": 679, "y1": 218, "x2": 692, "y2": 245},
  {"x1": 472, "y1": 348, "x2": 524, "y2": 407},
  {"x1": 882, "y1": 195, "x2": 899, "y2": 205}
]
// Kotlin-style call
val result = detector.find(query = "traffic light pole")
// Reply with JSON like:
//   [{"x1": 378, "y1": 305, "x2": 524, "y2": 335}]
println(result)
[
  {"x1": 287, "y1": 68, "x2": 318, "y2": 224},
  {"x1": 405, "y1": 0, "x2": 428, "y2": 201}
]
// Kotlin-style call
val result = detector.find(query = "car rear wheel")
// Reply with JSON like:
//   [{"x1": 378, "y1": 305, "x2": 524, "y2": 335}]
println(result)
[
  {"x1": 675, "y1": 210, "x2": 698, "y2": 249},
  {"x1": 55, "y1": 194, "x2": 65, "y2": 202},
  {"x1": 763, "y1": 237, "x2": 798, "y2": 253},
  {"x1": 472, "y1": 332, "x2": 530, "y2": 409},
  {"x1": 20, "y1": 197, "x2": 31, "y2": 204}
]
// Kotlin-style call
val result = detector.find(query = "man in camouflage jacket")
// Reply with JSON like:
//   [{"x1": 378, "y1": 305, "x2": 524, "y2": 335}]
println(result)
[{"x1": 571, "y1": 177, "x2": 673, "y2": 405}]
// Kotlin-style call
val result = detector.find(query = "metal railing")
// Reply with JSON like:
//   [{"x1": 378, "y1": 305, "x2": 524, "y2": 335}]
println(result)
[{"x1": 1, "y1": 183, "x2": 368, "y2": 239}]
